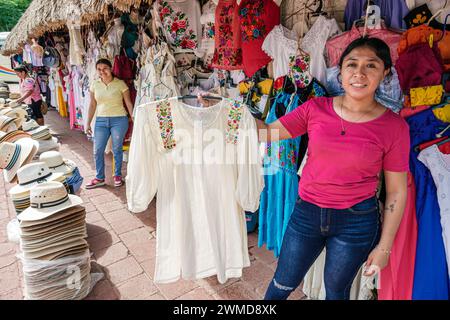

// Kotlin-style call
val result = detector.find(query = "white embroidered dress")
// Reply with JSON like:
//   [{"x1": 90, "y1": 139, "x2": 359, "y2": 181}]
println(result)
[{"x1": 126, "y1": 97, "x2": 264, "y2": 284}]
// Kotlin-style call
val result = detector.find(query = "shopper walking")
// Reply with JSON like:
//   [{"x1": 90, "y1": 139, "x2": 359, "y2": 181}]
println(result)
[
  {"x1": 85, "y1": 58, "x2": 134, "y2": 188},
  {"x1": 13, "y1": 65, "x2": 45, "y2": 125},
  {"x1": 257, "y1": 37, "x2": 410, "y2": 300}
]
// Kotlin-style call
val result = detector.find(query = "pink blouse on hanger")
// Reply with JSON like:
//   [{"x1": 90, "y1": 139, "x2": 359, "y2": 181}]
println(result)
[{"x1": 326, "y1": 26, "x2": 402, "y2": 67}]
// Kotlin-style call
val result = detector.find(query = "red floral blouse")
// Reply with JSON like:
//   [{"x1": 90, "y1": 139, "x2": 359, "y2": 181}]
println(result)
[
  {"x1": 238, "y1": 0, "x2": 280, "y2": 77},
  {"x1": 211, "y1": 0, "x2": 243, "y2": 70}
]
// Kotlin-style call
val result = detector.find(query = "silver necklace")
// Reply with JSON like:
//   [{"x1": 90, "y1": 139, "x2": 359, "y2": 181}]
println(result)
[{"x1": 339, "y1": 98, "x2": 377, "y2": 136}]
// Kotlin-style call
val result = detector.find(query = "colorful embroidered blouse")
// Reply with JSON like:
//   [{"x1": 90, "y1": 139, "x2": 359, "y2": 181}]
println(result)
[
  {"x1": 238, "y1": 0, "x2": 280, "y2": 77},
  {"x1": 155, "y1": 0, "x2": 202, "y2": 56},
  {"x1": 212, "y1": 0, "x2": 243, "y2": 70},
  {"x1": 127, "y1": 96, "x2": 264, "y2": 284}
]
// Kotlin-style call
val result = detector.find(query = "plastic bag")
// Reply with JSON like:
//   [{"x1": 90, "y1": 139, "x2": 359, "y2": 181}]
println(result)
[
  {"x1": 18, "y1": 251, "x2": 104, "y2": 300},
  {"x1": 7, "y1": 218, "x2": 21, "y2": 244}
]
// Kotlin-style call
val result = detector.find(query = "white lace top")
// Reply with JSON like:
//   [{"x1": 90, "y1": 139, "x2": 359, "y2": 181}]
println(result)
[
  {"x1": 300, "y1": 15, "x2": 341, "y2": 85},
  {"x1": 262, "y1": 24, "x2": 298, "y2": 80}
]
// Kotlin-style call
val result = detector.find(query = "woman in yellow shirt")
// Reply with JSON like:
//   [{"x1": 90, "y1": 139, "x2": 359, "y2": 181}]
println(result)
[{"x1": 86, "y1": 59, "x2": 133, "y2": 188}]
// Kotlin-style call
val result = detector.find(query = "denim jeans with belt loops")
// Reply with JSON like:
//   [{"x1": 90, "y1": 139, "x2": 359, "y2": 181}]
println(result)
[
  {"x1": 94, "y1": 116, "x2": 129, "y2": 180},
  {"x1": 264, "y1": 196, "x2": 381, "y2": 300}
]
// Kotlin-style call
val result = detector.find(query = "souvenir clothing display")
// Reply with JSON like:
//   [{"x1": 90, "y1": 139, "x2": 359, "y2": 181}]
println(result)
[
  {"x1": 326, "y1": 26, "x2": 402, "y2": 67},
  {"x1": 199, "y1": 0, "x2": 217, "y2": 65},
  {"x1": 212, "y1": 0, "x2": 243, "y2": 70},
  {"x1": 378, "y1": 173, "x2": 418, "y2": 300},
  {"x1": 259, "y1": 79, "x2": 327, "y2": 257},
  {"x1": 238, "y1": 0, "x2": 280, "y2": 77},
  {"x1": 406, "y1": 109, "x2": 450, "y2": 300},
  {"x1": 154, "y1": 0, "x2": 202, "y2": 56},
  {"x1": 344, "y1": 0, "x2": 410, "y2": 30},
  {"x1": 126, "y1": 97, "x2": 264, "y2": 283},
  {"x1": 262, "y1": 25, "x2": 298, "y2": 81},
  {"x1": 299, "y1": 15, "x2": 341, "y2": 85}
]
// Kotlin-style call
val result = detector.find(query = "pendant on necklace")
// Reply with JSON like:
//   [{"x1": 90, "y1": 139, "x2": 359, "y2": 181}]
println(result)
[{"x1": 341, "y1": 130, "x2": 346, "y2": 136}]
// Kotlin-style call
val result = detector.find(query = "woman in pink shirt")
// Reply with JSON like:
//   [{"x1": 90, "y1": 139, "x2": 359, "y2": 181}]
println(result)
[
  {"x1": 259, "y1": 37, "x2": 410, "y2": 300},
  {"x1": 14, "y1": 65, "x2": 44, "y2": 125}
]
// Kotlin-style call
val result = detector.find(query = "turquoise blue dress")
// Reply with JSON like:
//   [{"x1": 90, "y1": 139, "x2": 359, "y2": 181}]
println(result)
[{"x1": 258, "y1": 79, "x2": 327, "y2": 257}]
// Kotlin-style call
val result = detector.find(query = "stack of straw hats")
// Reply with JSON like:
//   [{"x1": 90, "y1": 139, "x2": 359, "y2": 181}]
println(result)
[
  {"x1": 22, "y1": 119, "x2": 59, "y2": 154},
  {"x1": 17, "y1": 181, "x2": 91, "y2": 300},
  {"x1": 9, "y1": 162, "x2": 68, "y2": 215}
]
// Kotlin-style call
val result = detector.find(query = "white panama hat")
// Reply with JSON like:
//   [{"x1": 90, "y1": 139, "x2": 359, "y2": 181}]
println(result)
[
  {"x1": 9, "y1": 162, "x2": 64, "y2": 196},
  {"x1": 17, "y1": 181, "x2": 83, "y2": 222},
  {"x1": 0, "y1": 137, "x2": 38, "y2": 183},
  {"x1": 39, "y1": 151, "x2": 76, "y2": 176}
]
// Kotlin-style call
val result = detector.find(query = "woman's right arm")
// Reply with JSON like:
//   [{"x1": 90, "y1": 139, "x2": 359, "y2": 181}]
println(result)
[
  {"x1": 86, "y1": 91, "x2": 97, "y2": 135},
  {"x1": 255, "y1": 118, "x2": 293, "y2": 142}
]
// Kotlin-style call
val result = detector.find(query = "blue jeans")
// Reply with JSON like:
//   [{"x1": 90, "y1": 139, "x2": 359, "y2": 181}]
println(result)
[
  {"x1": 265, "y1": 196, "x2": 381, "y2": 300},
  {"x1": 94, "y1": 116, "x2": 129, "y2": 180}
]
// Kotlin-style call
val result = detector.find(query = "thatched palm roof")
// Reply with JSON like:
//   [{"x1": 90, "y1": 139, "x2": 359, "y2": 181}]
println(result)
[{"x1": 2, "y1": 0, "x2": 151, "y2": 55}]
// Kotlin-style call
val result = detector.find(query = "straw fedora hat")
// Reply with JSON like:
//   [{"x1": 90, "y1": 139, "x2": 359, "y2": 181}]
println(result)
[
  {"x1": 17, "y1": 181, "x2": 83, "y2": 222},
  {"x1": 0, "y1": 107, "x2": 27, "y2": 128},
  {"x1": 0, "y1": 138, "x2": 39, "y2": 183},
  {"x1": 0, "y1": 130, "x2": 32, "y2": 143},
  {"x1": 9, "y1": 162, "x2": 64, "y2": 196},
  {"x1": 0, "y1": 115, "x2": 17, "y2": 132},
  {"x1": 22, "y1": 119, "x2": 50, "y2": 137},
  {"x1": 39, "y1": 151, "x2": 76, "y2": 176}
]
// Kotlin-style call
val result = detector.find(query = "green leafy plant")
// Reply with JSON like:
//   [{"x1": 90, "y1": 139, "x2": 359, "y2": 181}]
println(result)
[{"x1": 0, "y1": 0, "x2": 32, "y2": 32}]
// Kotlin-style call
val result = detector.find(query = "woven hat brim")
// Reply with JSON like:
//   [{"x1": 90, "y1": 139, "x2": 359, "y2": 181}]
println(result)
[
  {"x1": 9, "y1": 172, "x2": 64, "y2": 196},
  {"x1": 17, "y1": 194, "x2": 84, "y2": 222}
]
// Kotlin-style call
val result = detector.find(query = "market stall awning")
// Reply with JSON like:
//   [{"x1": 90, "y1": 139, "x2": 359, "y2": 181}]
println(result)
[{"x1": 1, "y1": 0, "x2": 150, "y2": 56}]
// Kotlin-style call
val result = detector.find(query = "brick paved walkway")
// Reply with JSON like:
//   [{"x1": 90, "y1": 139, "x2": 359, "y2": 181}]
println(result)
[{"x1": 0, "y1": 109, "x2": 305, "y2": 300}]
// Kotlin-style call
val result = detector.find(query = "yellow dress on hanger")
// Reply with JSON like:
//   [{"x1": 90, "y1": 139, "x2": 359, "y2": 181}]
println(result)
[{"x1": 57, "y1": 85, "x2": 68, "y2": 117}]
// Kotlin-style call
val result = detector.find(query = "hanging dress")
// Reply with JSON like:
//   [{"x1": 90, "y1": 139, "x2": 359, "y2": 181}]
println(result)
[
  {"x1": 406, "y1": 109, "x2": 450, "y2": 300},
  {"x1": 259, "y1": 77, "x2": 327, "y2": 257}
]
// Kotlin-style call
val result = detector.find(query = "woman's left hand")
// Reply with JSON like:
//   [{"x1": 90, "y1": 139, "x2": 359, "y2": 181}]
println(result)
[{"x1": 363, "y1": 247, "x2": 390, "y2": 276}]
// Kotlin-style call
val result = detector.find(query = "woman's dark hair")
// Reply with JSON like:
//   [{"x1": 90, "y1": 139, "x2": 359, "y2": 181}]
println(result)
[
  {"x1": 338, "y1": 36, "x2": 392, "y2": 71},
  {"x1": 95, "y1": 58, "x2": 113, "y2": 69},
  {"x1": 13, "y1": 65, "x2": 28, "y2": 73}
]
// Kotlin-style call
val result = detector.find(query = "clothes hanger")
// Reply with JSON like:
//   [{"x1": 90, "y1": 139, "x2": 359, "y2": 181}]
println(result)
[
  {"x1": 284, "y1": 0, "x2": 316, "y2": 24},
  {"x1": 414, "y1": 136, "x2": 449, "y2": 152},
  {"x1": 436, "y1": 136, "x2": 450, "y2": 147},
  {"x1": 177, "y1": 94, "x2": 223, "y2": 101},
  {"x1": 427, "y1": 0, "x2": 449, "y2": 26},
  {"x1": 436, "y1": 124, "x2": 450, "y2": 138}
]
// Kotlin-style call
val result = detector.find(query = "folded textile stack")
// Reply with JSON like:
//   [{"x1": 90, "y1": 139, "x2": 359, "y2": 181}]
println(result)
[
  {"x1": 40, "y1": 151, "x2": 83, "y2": 194},
  {"x1": 17, "y1": 181, "x2": 91, "y2": 300},
  {"x1": 9, "y1": 162, "x2": 68, "y2": 215}
]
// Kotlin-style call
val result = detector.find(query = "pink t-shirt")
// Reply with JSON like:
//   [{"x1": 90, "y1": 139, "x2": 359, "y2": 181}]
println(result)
[
  {"x1": 279, "y1": 97, "x2": 410, "y2": 209},
  {"x1": 19, "y1": 77, "x2": 42, "y2": 105}
]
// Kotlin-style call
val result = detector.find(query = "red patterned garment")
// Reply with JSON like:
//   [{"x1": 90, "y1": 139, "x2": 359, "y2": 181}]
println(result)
[
  {"x1": 238, "y1": 0, "x2": 280, "y2": 77},
  {"x1": 211, "y1": 0, "x2": 243, "y2": 70}
]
